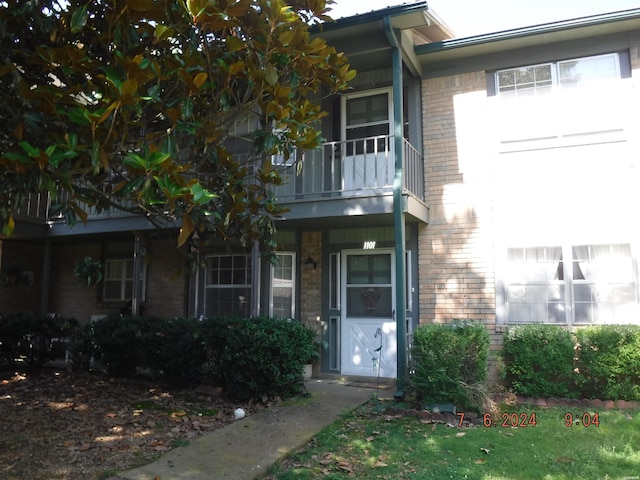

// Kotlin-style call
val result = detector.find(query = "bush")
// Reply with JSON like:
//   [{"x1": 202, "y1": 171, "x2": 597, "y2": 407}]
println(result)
[
  {"x1": 0, "y1": 311, "x2": 77, "y2": 367},
  {"x1": 75, "y1": 314, "x2": 146, "y2": 377},
  {"x1": 411, "y1": 320, "x2": 490, "y2": 410},
  {"x1": 575, "y1": 325, "x2": 640, "y2": 401},
  {"x1": 140, "y1": 316, "x2": 207, "y2": 386},
  {"x1": 71, "y1": 314, "x2": 315, "y2": 401},
  {"x1": 207, "y1": 317, "x2": 315, "y2": 400},
  {"x1": 501, "y1": 324, "x2": 575, "y2": 398}
]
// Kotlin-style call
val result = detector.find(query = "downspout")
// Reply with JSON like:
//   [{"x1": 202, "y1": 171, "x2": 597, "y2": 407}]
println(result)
[
  {"x1": 131, "y1": 233, "x2": 143, "y2": 316},
  {"x1": 383, "y1": 15, "x2": 407, "y2": 400}
]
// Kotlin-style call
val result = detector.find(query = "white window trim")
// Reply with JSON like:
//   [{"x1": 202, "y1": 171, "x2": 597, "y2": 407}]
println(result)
[
  {"x1": 501, "y1": 243, "x2": 638, "y2": 326},
  {"x1": 495, "y1": 53, "x2": 620, "y2": 96},
  {"x1": 102, "y1": 258, "x2": 146, "y2": 302},
  {"x1": 341, "y1": 87, "x2": 394, "y2": 142},
  {"x1": 269, "y1": 252, "x2": 296, "y2": 319}
]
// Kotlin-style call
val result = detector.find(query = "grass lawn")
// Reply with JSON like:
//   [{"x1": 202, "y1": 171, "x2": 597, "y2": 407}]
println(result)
[{"x1": 261, "y1": 401, "x2": 640, "y2": 479}]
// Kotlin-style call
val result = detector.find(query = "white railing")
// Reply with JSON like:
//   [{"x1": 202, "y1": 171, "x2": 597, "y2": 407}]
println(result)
[
  {"x1": 273, "y1": 135, "x2": 425, "y2": 202},
  {"x1": 13, "y1": 135, "x2": 425, "y2": 224}
]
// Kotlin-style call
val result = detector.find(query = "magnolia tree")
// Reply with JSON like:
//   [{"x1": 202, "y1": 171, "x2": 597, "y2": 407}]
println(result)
[{"x1": 0, "y1": 0, "x2": 354, "y2": 249}]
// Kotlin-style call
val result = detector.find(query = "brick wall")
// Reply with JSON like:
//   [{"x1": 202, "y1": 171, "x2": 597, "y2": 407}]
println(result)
[
  {"x1": 419, "y1": 72, "x2": 499, "y2": 348},
  {"x1": 300, "y1": 231, "x2": 321, "y2": 329},
  {"x1": 49, "y1": 242, "x2": 105, "y2": 321},
  {"x1": 46, "y1": 237, "x2": 187, "y2": 323},
  {"x1": 0, "y1": 241, "x2": 45, "y2": 312},
  {"x1": 143, "y1": 238, "x2": 187, "y2": 317},
  {"x1": 300, "y1": 231, "x2": 322, "y2": 373}
]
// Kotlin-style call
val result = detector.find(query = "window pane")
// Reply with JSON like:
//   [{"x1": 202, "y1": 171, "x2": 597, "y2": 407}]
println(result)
[
  {"x1": 329, "y1": 253, "x2": 340, "y2": 310},
  {"x1": 346, "y1": 93, "x2": 389, "y2": 126},
  {"x1": 204, "y1": 254, "x2": 252, "y2": 317},
  {"x1": 271, "y1": 253, "x2": 294, "y2": 319},
  {"x1": 559, "y1": 54, "x2": 619, "y2": 87},
  {"x1": 506, "y1": 247, "x2": 565, "y2": 323},
  {"x1": 572, "y1": 244, "x2": 636, "y2": 324},
  {"x1": 205, "y1": 287, "x2": 251, "y2": 317},
  {"x1": 346, "y1": 286, "x2": 392, "y2": 317},
  {"x1": 497, "y1": 64, "x2": 552, "y2": 95}
]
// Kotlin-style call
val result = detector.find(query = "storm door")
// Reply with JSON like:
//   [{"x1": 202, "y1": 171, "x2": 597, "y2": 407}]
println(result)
[{"x1": 341, "y1": 250, "x2": 397, "y2": 377}]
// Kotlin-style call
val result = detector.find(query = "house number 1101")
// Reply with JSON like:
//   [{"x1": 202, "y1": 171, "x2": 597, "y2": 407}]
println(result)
[{"x1": 363, "y1": 241, "x2": 376, "y2": 250}]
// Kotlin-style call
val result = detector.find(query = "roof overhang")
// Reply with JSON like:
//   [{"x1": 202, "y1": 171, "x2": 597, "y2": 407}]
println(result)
[
  {"x1": 416, "y1": 9, "x2": 640, "y2": 74},
  {"x1": 315, "y1": 2, "x2": 452, "y2": 72}
]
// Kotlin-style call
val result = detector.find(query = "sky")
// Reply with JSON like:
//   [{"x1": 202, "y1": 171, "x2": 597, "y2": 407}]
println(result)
[{"x1": 329, "y1": 0, "x2": 640, "y2": 38}]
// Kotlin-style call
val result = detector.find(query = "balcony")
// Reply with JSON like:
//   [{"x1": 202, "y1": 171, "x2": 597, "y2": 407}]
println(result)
[
  {"x1": 273, "y1": 135, "x2": 425, "y2": 202},
  {"x1": 11, "y1": 135, "x2": 427, "y2": 235},
  {"x1": 272, "y1": 135, "x2": 428, "y2": 226}
]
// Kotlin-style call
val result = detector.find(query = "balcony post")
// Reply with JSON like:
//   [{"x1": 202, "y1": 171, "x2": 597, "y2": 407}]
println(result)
[{"x1": 384, "y1": 16, "x2": 407, "y2": 400}]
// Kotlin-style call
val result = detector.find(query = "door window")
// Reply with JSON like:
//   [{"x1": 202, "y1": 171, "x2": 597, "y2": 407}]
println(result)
[{"x1": 345, "y1": 254, "x2": 392, "y2": 317}]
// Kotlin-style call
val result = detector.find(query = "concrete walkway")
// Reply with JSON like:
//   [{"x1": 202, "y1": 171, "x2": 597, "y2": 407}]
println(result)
[{"x1": 114, "y1": 379, "x2": 388, "y2": 480}]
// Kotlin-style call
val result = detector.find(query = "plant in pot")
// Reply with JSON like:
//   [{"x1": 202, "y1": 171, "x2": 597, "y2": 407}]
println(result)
[{"x1": 73, "y1": 256, "x2": 103, "y2": 285}]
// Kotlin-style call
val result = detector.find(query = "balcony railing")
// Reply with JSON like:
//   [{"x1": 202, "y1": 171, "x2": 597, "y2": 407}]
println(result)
[
  {"x1": 272, "y1": 135, "x2": 425, "y2": 202},
  {"x1": 12, "y1": 135, "x2": 425, "y2": 225}
]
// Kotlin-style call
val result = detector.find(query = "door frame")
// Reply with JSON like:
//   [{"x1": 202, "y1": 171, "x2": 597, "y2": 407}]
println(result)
[{"x1": 340, "y1": 248, "x2": 397, "y2": 377}]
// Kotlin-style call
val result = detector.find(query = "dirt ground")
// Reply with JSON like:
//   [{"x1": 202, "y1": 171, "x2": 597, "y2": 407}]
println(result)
[{"x1": 0, "y1": 368, "x2": 265, "y2": 480}]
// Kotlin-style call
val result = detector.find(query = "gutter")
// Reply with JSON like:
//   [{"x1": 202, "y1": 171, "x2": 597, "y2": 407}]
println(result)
[
  {"x1": 383, "y1": 15, "x2": 408, "y2": 401},
  {"x1": 416, "y1": 7, "x2": 640, "y2": 56}
]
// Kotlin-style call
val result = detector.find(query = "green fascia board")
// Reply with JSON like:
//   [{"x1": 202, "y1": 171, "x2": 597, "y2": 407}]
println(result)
[
  {"x1": 416, "y1": 8, "x2": 640, "y2": 56},
  {"x1": 313, "y1": 1, "x2": 427, "y2": 33}
]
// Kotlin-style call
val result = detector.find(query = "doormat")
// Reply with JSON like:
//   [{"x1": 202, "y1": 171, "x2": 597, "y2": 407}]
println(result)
[{"x1": 345, "y1": 382, "x2": 393, "y2": 390}]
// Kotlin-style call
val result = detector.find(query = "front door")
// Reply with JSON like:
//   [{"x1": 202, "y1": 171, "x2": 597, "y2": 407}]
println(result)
[{"x1": 341, "y1": 250, "x2": 397, "y2": 377}]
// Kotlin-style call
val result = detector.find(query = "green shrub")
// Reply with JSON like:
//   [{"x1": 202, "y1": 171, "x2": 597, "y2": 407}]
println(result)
[
  {"x1": 78, "y1": 315, "x2": 146, "y2": 376},
  {"x1": 72, "y1": 315, "x2": 315, "y2": 401},
  {"x1": 575, "y1": 325, "x2": 640, "y2": 401},
  {"x1": 140, "y1": 316, "x2": 207, "y2": 386},
  {"x1": 411, "y1": 320, "x2": 490, "y2": 410},
  {"x1": 500, "y1": 324, "x2": 575, "y2": 398},
  {"x1": 203, "y1": 317, "x2": 315, "y2": 400},
  {"x1": 0, "y1": 311, "x2": 77, "y2": 367}
]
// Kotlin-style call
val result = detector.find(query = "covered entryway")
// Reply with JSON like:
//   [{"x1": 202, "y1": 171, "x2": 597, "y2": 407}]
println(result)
[{"x1": 340, "y1": 249, "x2": 397, "y2": 377}]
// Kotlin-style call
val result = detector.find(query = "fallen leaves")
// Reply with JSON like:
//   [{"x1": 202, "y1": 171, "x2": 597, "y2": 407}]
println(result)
[{"x1": 0, "y1": 370, "x2": 259, "y2": 480}]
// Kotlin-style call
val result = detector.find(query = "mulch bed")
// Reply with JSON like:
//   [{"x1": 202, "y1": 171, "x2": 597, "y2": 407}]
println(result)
[{"x1": 0, "y1": 368, "x2": 267, "y2": 480}]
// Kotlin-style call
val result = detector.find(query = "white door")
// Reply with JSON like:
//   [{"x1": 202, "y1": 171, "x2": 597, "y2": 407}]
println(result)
[
  {"x1": 342, "y1": 89, "x2": 394, "y2": 191},
  {"x1": 341, "y1": 250, "x2": 397, "y2": 377}
]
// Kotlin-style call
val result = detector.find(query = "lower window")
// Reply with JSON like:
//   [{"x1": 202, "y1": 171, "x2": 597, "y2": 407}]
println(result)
[
  {"x1": 103, "y1": 259, "x2": 145, "y2": 302},
  {"x1": 506, "y1": 244, "x2": 637, "y2": 325},
  {"x1": 270, "y1": 252, "x2": 295, "y2": 319},
  {"x1": 204, "y1": 254, "x2": 252, "y2": 317}
]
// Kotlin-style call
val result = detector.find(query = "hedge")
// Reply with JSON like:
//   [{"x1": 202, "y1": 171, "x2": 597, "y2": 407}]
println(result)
[{"x1": 411, "y1": 320, "x2": 490, "y2": 410}]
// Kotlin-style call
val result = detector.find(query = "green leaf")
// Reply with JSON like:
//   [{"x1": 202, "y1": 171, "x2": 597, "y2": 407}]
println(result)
[
  {"x1": 265, "y1": 64, "x2": 278, "y2": 86},
  {"x1": 190, "y1": 182, "x2": 217, "y2": 205},
  {"x1": 2, "y1": 215, "x2": 15, "y2": 236},
  {"x1": 18, "y1": 141, "x2": 40, "y2": 158},
  {"x1": 70, "y1": 4, "x2": 88, "y2": 33}
]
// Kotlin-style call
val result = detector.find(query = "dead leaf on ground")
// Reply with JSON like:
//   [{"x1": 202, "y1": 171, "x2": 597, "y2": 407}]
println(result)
[{"x1": 455, "y1": 432, "x2": 466, "y2": 437}]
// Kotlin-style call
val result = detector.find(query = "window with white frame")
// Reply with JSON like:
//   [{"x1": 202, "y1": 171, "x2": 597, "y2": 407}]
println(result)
[
  {"x1": 204, "y1": 254, "x2": 252, "y2": 317},
  {"x1": 505, "y1": 244, "x2": 637, "y2": 325},
  {"x1": 344, "y1": 90, "x2": 391, "y2": 154},
  {"x1": 496, "y1": 53, "x2": 620, "y2": 97},
  {"x1": 103, "y1": 259, "x2": 145, "y2": 302},
  {"x1": 270, "y1": 252, "x2": 295, "y2": 319}
]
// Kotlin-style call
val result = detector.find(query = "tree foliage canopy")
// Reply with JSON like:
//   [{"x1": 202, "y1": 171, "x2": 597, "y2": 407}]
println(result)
[{"x1": 0, "y1": 0, "x2": 354, "y2": 248}]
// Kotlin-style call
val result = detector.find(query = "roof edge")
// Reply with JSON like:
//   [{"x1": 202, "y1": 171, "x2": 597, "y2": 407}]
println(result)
[
  {"x1": 314, "y1": 1, "x2": 428, "y2": 32},
  {"x1": 416, "y1": 8, "x2": 640, "y2": 56}
]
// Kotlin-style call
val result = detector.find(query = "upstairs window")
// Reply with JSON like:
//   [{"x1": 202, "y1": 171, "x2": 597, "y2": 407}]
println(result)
[{"x1": 496, "y1": 53, "x2": 621, "y2": 97}]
